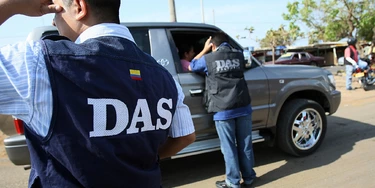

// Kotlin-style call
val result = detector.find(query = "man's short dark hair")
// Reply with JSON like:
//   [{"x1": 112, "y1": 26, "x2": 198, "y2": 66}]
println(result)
[
  {"x1": 63, "y1": 0, "x2": 121, "y2": 23},
  {"x1": 211, "y1": 31, "x2": 229, "y2": 46}
]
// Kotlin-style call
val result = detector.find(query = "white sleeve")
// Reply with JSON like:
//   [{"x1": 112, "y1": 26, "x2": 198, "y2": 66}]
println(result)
[
  {"x1": 0, "y1": 41, "x2": 40, "y2": 117},
  {"x1": 345, "y1": 57, "x2": 357, "y2": 66},
  {"x1": 168, "y1": 79, "x2": 195, "y2": 138}
]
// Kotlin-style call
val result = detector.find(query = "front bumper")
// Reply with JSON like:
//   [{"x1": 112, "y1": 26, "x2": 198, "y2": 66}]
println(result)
[
  {"x1": 329, "y1": 90, "x2": 341, "y2": 114},
  {"x1": 4, "y1": 135, "x2": 30, "y2": 166}
]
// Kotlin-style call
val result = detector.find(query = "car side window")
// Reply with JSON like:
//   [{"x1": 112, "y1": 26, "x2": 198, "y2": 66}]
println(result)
[
  {"x1": 170, "y1": 30, "x2": 252, "y2": 73},
  {"x1": 245, "y1": 56, "x2": 261, "y2": 69},
  {"x1": 128, "y1": 28, "x2": 151, "y2": 55},
  {"x1": 170, "y1": 30, "x2": 214, "y2": 73},
  {"x1": 301, "y1": 53, "x2": 308, "y2": 59}
]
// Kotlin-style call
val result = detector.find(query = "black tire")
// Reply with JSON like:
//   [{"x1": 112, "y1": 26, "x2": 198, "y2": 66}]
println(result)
[
  {"x1": 310, "y1": 62, "x2": 318, "y2": 67},
  {"x1": 362, "y1": 77, "x2": 369, "y2": 91},
  {"x1": 277, "y1": 99, "x2": 327, "y2": 157}
]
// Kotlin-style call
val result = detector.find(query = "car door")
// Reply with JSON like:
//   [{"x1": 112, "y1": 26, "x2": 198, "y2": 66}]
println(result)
[
  {"x1": 167, "y1": 29, "x2": 218, "y2": 140},
  {"x1": 299, "y1": 52, "x2": 310, "y2": 65},
  {"x1": 167, "y1": 28, "x2": 270, "y2": 136},
  {"x1": 243, "y1": 57, "x2": 270, "y2": 129},
  {"x1": 128, "y1": 27, "x2": 218, "y2": 141},
  {"x1": 290, "y1": 54, "x2": 300, "y2": 64}
]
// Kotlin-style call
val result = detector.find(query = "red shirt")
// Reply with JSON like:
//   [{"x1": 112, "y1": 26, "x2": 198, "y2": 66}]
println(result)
[{"x1": 344, "y1": 45, "x2": 358, "y2": 62}]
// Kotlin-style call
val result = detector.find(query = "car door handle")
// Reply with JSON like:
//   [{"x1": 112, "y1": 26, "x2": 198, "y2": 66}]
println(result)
[{"x1": 189, "y1": 89, "x2": 204, "y2": 96}]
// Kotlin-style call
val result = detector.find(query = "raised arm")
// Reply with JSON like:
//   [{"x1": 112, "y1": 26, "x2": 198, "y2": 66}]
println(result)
[{"x1": 0, "y1": 0, "x2": 61, "y2": 25}]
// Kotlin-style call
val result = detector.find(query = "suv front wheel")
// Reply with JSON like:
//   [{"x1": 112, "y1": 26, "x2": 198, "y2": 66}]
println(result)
[{"x1": 277, "y1": 99, "x2": 327, "y2": 156}]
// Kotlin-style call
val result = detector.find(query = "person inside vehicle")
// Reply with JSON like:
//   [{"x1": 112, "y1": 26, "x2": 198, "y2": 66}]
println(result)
[
  {"x1": 189, "y1": 32, "x2": 256, "y2": 188},
  {"x1": 0, "y1": 0, "x2": 195, "y2": 187},
  {"x1": 178, "y1": 43, "x2": 195, "y2": 72}
]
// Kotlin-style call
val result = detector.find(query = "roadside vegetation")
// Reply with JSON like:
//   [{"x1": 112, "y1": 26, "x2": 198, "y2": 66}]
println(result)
[{"x1": 251, "y1": 0, "x2": 375, "y2": 61}]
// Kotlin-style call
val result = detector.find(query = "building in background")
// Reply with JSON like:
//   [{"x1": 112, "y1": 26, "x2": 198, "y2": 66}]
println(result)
[{"x1": 252, "y1": 43, "x2": 347, "y2": 66}]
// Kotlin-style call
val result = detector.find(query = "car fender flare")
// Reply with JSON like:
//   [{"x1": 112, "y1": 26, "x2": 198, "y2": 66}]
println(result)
[{"x1": 267, "y1": 79, "x2": 330, "y2": 127}]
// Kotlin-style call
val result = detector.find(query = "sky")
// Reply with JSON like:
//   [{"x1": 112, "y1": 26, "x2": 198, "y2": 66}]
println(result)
[{"x1": 0, "y1": 0, "x2": 308, "y2": 49}]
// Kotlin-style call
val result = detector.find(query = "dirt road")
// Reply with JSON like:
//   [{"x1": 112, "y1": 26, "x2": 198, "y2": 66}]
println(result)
[
  {"x1": 1, "y1": 74, "x2": 375, "y2": 188},
  {"x1": 161, "y1": 75, "x2": 375, "y2": 188}
]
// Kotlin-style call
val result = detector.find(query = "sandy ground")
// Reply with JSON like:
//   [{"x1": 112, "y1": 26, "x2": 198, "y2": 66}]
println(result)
[
  {"x1": 0, "y1": 132, "x2": 6, "y2": 158},
  {"x1": 0, "y1": 115, "x2": 14, "y2": 158}
]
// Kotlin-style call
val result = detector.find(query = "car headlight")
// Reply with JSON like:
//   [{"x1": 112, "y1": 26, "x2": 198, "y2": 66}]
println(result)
[{"x1": 327, "y1": 74, "x2": 336, "y2": 87}]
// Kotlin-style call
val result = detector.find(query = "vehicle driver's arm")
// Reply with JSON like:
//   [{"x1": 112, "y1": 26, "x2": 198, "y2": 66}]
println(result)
[{"x1": 158, "y1": 80, "x2": 196, "y2": 159}]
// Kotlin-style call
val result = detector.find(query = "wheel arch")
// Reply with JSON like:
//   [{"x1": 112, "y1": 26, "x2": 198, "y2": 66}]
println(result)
[{"x1": 268, "y1": 89, "x2": 330, "y2": 132}]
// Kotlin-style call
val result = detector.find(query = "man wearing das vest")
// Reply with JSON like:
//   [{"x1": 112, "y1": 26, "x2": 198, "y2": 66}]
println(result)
[
  {"x1": 0, "y1": 0, "x2": 195, "y2": 187},
  {"x1": 189, "y1": 32, "x2": 256, "y2": 188}
]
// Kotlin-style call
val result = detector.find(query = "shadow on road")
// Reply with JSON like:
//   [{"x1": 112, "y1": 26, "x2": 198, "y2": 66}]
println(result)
[{"x1": 161, "y1": 116, "x2": 375, "y2": 187}]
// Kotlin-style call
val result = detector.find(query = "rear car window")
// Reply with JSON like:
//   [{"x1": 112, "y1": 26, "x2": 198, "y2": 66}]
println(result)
[
  {"x1": 129, "y1": 28, "x2": 151, "y2": 55},
  {"x1": 39, "y1": 29, "x2": 151, "y2": 55}
]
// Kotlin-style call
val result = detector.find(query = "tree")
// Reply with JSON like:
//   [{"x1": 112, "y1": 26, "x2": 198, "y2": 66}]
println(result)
[
  {"x1": 283, "y1": 0, "x2": 375, "y2": 46},
  {"x1": 259, "y1": 29, "x2": 278, "y2": 62},
  {"x1": 243, "y1": 26, "x2": 255, "y2": 47},
  {"x1": 244, "y1": 26, "x2": 255, "y2": 39},
  {"x1": 258, "y1": 25, "x2": 304, "y2": 62}
]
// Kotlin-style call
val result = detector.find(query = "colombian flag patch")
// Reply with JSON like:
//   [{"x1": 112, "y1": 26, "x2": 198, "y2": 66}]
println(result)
[{"x1": 130, "y1": 69, "x2": 142, "y2": 80}]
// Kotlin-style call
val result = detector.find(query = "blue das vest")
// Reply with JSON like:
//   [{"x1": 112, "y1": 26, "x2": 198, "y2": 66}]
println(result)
[{"x1": 24, "y1": 36, "x2": 177, "y2": 188}]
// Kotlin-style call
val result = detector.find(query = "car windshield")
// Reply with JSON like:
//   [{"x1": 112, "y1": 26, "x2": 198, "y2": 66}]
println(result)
[{"x1": 276, "y1": 53, "x2": 293, "y2": 61}]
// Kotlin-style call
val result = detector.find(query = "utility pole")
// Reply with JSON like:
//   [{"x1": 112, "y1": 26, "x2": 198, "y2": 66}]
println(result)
[
  {"x1": 169, "y1": 0, "x2": 177, "y2": 22},
  {"x1": 212, "y1": 9, "x2": 215, "y2": 25},
  {"x1": 201, "y1": 0, "x2": 205, "y2": 23}
]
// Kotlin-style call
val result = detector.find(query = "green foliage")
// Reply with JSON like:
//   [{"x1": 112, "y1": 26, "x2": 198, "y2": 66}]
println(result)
[
  {"x1": 245, "y1": 26, "x2": 255, "y2": 34},
  {"x1": 325, "y1": 21, "x2": 348, "y2": 41},
  {"x1": 357, "y1": 11, "x2": 375, "y2": 41},
  {"x1": 281, "y1": 0, "x2": 375, "y2": 44},
  {"x1": 258, "y1": 25, "x2": 304, "y2": 48}
]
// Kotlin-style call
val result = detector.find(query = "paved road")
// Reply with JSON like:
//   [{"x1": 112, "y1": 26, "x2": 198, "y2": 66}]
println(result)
[
  {"x1": 1, "y1": 73, "x2": 375, "y2": 188},
  {"x1": 323, "y1": 65, "x2": 345, "y2": 74}
]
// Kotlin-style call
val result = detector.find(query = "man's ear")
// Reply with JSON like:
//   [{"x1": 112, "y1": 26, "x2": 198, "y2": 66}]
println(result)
[
  {"x1": 212, "y1": 44, "x2": 217, "y2": 52},
  {"x1": 73, "y1": 0, "x2": 88, "y2": 20}
]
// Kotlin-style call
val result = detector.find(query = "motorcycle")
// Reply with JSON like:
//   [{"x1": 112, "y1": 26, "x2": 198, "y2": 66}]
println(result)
[{"x1": 352, "y1": 58, "x2": 375, "y2": 91}]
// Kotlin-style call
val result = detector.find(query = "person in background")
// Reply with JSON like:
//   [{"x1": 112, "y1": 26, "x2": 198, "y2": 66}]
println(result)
[
  {"x1": 344, "y1": 37, "x2": 367, "y2": 90},
  {"x1": 369, "y1": 52, "x2": 375, "y2": 64},
  {"x1": 0, "y1": 0, "x2": 195, "y2": 187},
  {"x1": 179, "y1": 43, "x2": 195, "y2": 72},
  {"x1": 189, "y1": 32, "x2": 256, "y2": 188}
]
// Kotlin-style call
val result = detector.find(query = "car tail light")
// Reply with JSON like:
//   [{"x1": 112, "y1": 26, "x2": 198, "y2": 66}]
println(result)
[{"x1": 13, "y1": 118, "x2": 25, "y2": 135}]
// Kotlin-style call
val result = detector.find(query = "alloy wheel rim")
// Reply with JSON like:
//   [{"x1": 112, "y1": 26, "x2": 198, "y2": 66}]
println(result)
[{"x1": 291, "y1": 108, "x2": 322, "y2": 150}]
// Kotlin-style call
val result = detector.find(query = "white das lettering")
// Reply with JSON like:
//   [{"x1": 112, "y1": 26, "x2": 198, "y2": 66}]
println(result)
[
  {"x1": 215, "y1": 59, "x2": 240, "y2": 72},
  {"x1": 88, "y1": 98, "x2": 173, "y2": 137}
]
